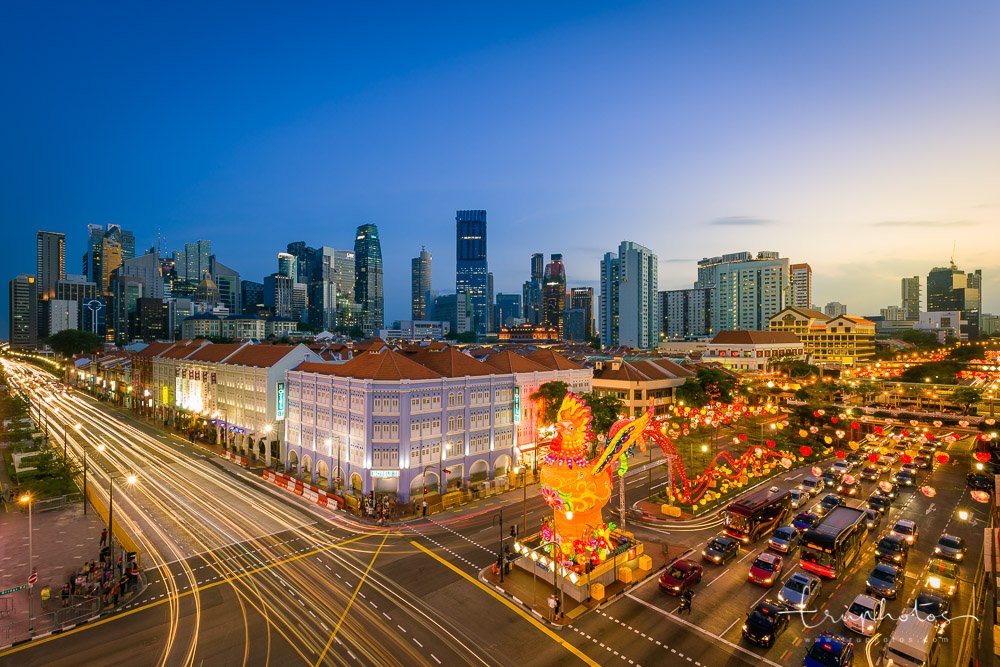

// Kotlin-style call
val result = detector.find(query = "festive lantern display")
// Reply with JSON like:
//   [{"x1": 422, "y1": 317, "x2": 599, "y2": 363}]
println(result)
[
  {"x1": 809, "y1": 426, "x2": 819, "y2": 434},
  {"x1": 798, "y1": 429, "x2": 808, "y2": 438},
  {"x1": 933, "y1": 420, "x2": 942, "y2": 428},
  {"x1": 738, "y1": 433, "x2": 747, "y2": 442},
  {"x1": 811, "y1": 466, "x2": 823, "y2": 477},
  {"x1": 835, "y1": 450, "x2": 846, "y2": 459},
  {"x1": 959, "y1": 420, "x2": 969, "y2": 428},
  {"x1": 971, "y1": 490, "x2": 990, "y2": 503},
  {"x1": 780, "y1": 457, "x2": 792, "y2": 469},
  {"x1": 874, "y1": 426, "x2": 884, "y2": 436},
  {"x1": 830, "y1": 417, "x2": 838, "y2": 424},
  {"x1": 842, "y1": 474, "x2": 856, "y2": 485},
  {"x1": 824, "y1": 436, "x2": 833, "y2": 445},
  {"x1": 936, "y1": 453, "x2": 950, "y2": 464},
  {"x1": 766, "y1": 439, "x2": 776, "y2": 448},
  {"x1": 899, "y1": 454, "x2": 912, "y2": 464},
  {"x1": 850, "y1": 421, "x2": 860, "y2": 430},
  {"x1": 878, "y1": 481, "x2": 894, "y2": 494},
  {"x1": 800, "y1": 446, "x2": 813, "y2": 457},
  {"x1": 919, "y1": 486, "x2": 936, "y2": 498},
  {"x1": 974, "y1": 451, "x2": 991, "y2": 463},
  {"x1": 868, "y1": 453, "x2": 879, "y2": 463}
]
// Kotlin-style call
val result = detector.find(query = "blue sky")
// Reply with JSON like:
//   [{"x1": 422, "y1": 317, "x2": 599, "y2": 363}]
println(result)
[{"x1": 2, "y1": 1, "x2": 998, "y2": 333}]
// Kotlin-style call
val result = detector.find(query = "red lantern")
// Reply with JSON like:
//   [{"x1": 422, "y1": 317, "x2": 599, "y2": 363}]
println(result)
[
  {"x1": 974, "y1": 451, "x2": 991, "y2": 463},
  {"x1": 867, "y1": 453, "x2": 879, "y2": 463},
  {"x1": 935, "y1": 453, "x2": 949, "y2": 464},
  {"x1": 851, "y1": 421, "x2": 860, "y2": 430},
  {"x1": 874, "y1": 426, "x2": 884, "y2": 436},
  {"x1": 766, "y1": 439, "x2": 776, "y2": 448},
  {"x1": 813, "y1": 410, "x2": 821, "y2": 418},
  {"x1": 738, "y1": 433, "x2": 747, "y2": 442},
  {"x1": 835, "y1": 450, "x2": 846, "y2": 459},
  {"x1": 971, "y1": 490, "x2": 990, "y2": 503},
  {"x1": 919, "y1": 486, "x2": 936, "y2": 498},
  {"x1": 799, "y1": 446, "x2": 813, "y2": 457},
  {"x1": 900, "y1": 454, "x2": 912, "y2": 464},
  {"x1": 830, "y1": 417, "x2": 839, "y2": 424}
]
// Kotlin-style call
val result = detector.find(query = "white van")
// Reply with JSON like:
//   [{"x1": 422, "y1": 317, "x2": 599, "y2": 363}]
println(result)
[
  {"x1": 879, "y1": 615, "x2": 938, "y2": 666},
  {"x1": 799, "y1": 476, "x2": 823, "y2": 497}
]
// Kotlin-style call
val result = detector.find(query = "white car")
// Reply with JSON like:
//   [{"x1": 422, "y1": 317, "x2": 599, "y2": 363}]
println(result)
[
  {"x1": 789, "y1": 489, "x2": 805, "y2": 509},
  {"x1": 890, "y1": 518, "x2": 919, "y2": 545},
  {"x1": 799, "y1": 477, "x2": 823, "y2": 497},
  {"x1": 844, "y1": 593, "x2": 886, "y2": 636},
  {"x1": 777, "y1": 571, "x2": 821, "y2": 610},
  {"x1": 831, "y1": 461, "x2": 851, "y2": 475}
]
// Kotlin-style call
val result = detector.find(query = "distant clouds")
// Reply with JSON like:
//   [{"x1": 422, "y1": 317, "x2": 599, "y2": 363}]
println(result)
[
  {"x1": 871, "y1": 220, "x2": 978, "y2": 228},
  {"x1": 709, "y1": 216, "x2": 773, "y2": 226}
]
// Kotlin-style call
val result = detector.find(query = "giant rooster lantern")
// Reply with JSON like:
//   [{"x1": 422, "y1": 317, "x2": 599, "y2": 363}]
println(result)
[{"x1": 538, "y1": 394, "x2": 650, "y2": 562}]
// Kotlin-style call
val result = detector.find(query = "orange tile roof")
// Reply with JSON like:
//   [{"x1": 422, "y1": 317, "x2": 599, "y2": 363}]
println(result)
[
  {"x1": 482, "y1": 351, "x2": 549, "y2": 373},
  {"x1": 406, "y1": 348, "x2": 496, "y2": 377},
  {"x1": 295, "y1": 349, "x2": 443, "y2": 381},
  {"x1": 524, "y1": 349, "x2": 584, "y2": 371},
  {"x1": 710, "y1": 330, "x2": 801, "y2": 345},
  {"x1": 185, "y1": 343, "x2": 246, "y2": 363},
  {"x1": 158, "y1": 340, "x2": 207, "y2": 359},
  {"x1": 134, "y1": 341, "x2": 176, "y2": 358},
  {"x1": 225, "y1": 344, "x2": 305, "y2": 368}
]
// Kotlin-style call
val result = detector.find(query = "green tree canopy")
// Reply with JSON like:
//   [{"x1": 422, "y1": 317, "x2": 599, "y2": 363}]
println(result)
[
  {"x1": 771, "y1": 357, "x2": 821, "y2": 379},
  {"x1": 899, "y1": 360, "x2": 963, "y2": 385},
  {"x1": 950, "y1": 386, "x2": 982, "y2": 414},
  {"x1": 892, "y1": 329, "x2": 941, "y2": 349},
  {"x1": 45, "y1": 329, "x2": 103, "y2": 357},
  {"x1": 696, "y1": 368, "x2": 737, "y2": 404},
  {"x1": 530, "y1": 381, "x2": 569, "y2": 425},
  {"x1": 948, "y1": 344, "x2": 984, "y2": 361},
  {"x1": 579, "y1": 392, "x2": 626, "y2": 440},
  {"x1": 675, "y1": 378, "x2": 710, "y2": 408}
]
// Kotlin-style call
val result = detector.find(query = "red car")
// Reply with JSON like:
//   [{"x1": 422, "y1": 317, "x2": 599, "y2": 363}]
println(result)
[
  {"x1": 659, "y1": 558, "x2": 703, "y2": 596},
  {"x1": 747, "y1": 552, "x2": 783, "y2": 587}
]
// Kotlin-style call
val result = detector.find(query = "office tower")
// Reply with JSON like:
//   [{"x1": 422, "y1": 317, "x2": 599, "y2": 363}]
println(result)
[
  {"x1": 9, "y1": 275, "x2": 38, "y2": 349},
  {"x1": 354, "y1": 223, "x2": 384, "y2": 336},
  {"x1": 56, "y1": 275, "x2": 97, "y2": 331},
  {"x1": 210, "y1": 256, "x2": 241, "y2": 315},
  {"x1": 100, "y1": 238, "x2": 124, "y2": 297},
  {"x1": 569, "y1": 287, "x2": 594, "y2": 341},
  {"x1": 494, "y1": 293, "x2": 522, "y2": 329},
  {"x1": 333, "y1": 249, "x2": 358, "y2": 330},
  {"x1": 661, "y1": 288, "x2": 713, "y2": 338},
  {"x1": 824, "y1": 302, "x2": 848, "y2": 317},
  {"x1": 36, "y1": 231, "x2": 66, "y2": 301},
  {"x1": 117, "y1": 251, "x2": 165, "y2": 300},
  {"x1": 180, "y1": 240, "x2": 211, "y2": 282},
  {"x1": 522, "y1": 253, "x2": 544, "y2": 325},
  {"x1": 789, "y1": 263, "x2": 812, "y2": 309},
  {"x1": 277, "y1": 252, "x2": 297, "y2": 279},
  {"x1": 46, "y1": 299, "x2": 78, "y2": 336},
  {"x1": 487, "y1": 271, "x2": 494, "y2": 333},
  {"x1": 455, "y1": 210, "x2": 489, "y2": 336},
  {"x1": 241, "y1": 280, "x2": 264, "y2": 316},
  {"x1": 927, "y1": 262, "x2": 982, "y2": 338},
  {"x1": 110, "y1": 275, "x2": 144, "y2": 344},
  {"x1": 542, "y1": 254, "x2": 567, "y2": 337},
  {"x1": 263, "y1": 273, "x2": 294, "y2": 318},
  {"x1": 601, "y1": 241, "x2": 659, "y2": 349},
  {"x1": 696, "y1": 251, "x2": 789, "y2": 332},
  {"x1": 309, "y1": 246, "x2": 337, "y2": 331},
  {"x1": 411, "y1": 247, "x2": 432, "y2": 320},
  {"x1": 432, "y1": 290, "x2": 472, "y2": 334},
  {"x1": 285, "y1": 242, "x2": 311, "y2": 283},
  {"x1": 136, "y1": 297, "x2": 170, "y2": 341},
  {"x1": 901, "y1": 276, "x2": 921, "y2": 321},
  {"x1": 84, "y1": 224, "x2": 137, "y2": 295}
]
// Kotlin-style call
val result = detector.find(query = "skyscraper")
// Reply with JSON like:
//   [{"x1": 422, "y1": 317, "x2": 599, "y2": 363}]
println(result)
[
  {"x1": 601, "y1": 241, "x2": 659, "y2": 349},
  {"x1": 522, "y1": 253, "x2": 544, "y2": 325},
  {"x1": 181, "y1": 240, "x2": 212, "y2": 282},
  {"x1": 210, "y1": 256, "x2": 241, "y2": 316},
  {"x1": 455, "y1": 210, "x2": 489, "y2": 336},
  {"x1": 494, "y1": 293, "x2": 522, "y2": 329},
  {"x1": 660, "y1": 288, "x2": 713, "y2": 338},
  {"x1": 824, "y1": 302, "x2": 848, "y2": 317},
  {"x1": 542, "y1": 254, "x2": 567, "y2": 337},
  {"x1": 696, "y1": 251, "x2": 789, "y2": 332},
  {"x1": 789, "y1": 263, "x2": 812, "y2": 309},
  {"x1": 566, "y1": 286, "x2": 594, "y2": 341},
  {"x1": 354, "y1": 223, "x2": 384, "y2": 336},
  {"x1": 277, "y1": 252, "x2": 297, "y2": 279},
  {"x1": 333, "y1": 249, "x2": 358, "y2": 330},
  {"x1": 927, "y1": 262, "x2": 982, "y2": 338},
  {"x1": 9, "y1": 275, "x2": 38, "y2": 349},
  {"x1": 241, "y1": 280, "x2": 264, "y2": 316},
  {"x1": 36, "y1": 231, "x2": 66, "y2": 301},
  {"x1": 83, "y1": 224, "x2": 134, "y2": 294},
  {"x1": 901, "y1": 276, "x2": 921, "y2": 321},
  {"x1": 411, "y1": 247, "x2": 432, "y2": 320}
]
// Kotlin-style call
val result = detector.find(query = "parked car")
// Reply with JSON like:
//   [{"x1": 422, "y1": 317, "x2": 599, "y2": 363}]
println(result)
[
  {"x1": 934, "y1": 534, "x2": 967, "y2": 562},
  {"x1": 860, "y1": 465, "x2": 880, "y2": 481},
  {"x1": 890, "y1": 518, "x2": 918, "y2": 545},
  {"x1": 768, "y1": 525, "x2": 801, "y2": 553},
  {"x1": 778, "y1": 571, "x2": 821, "y2": 609},
  {"x1": 967, "y1": 473, "x2": 993, "y2": 492},
  {"x1": 864, "y1": 509, "x2": 882, "y2": 531},
  {"x1": 658, "y1": 558, "x2": 704, "y2": 595},
  {"x1": 924, "y1": 558, "x2": 960, "y2": 597},
  {"x1": 817, "y1": 494, "x2": 843, "y2": 515},
  {"x1": 843, "y1": 593, "x2": 886, "y2": 636},
  {"x1": 703, "y1": 535, "x2": 740, "y2": 565},
  {"x1": 866, "y1": 494, "x2": 891, "y2": 515},
  {"x1": 800, "y1": 476, "x2": 823, "y2": 497},
  {"x1": 789, "y1": 488, "x2": 805, "y2": 509},
  {"x1": 742, "y1": 600, "x2": 788, "y2": 648},
  {"x1": 792, "y1": 511, "x2": 820, "y2": 531},
  {"x1": 874, "y1": 534, "x2": 909, "y2": 566},
  {"x1": 748, "y1": 552, "x2": 784, "y2": 587},
  {"x1": 804, "y1": 633, "x2": 855, "y2": 667},
  {"x1": 914, "y1": 589, "x2": 951, "y2": 635},
  {"x1": 867, "y1": 563, "x2": 904, "y2": 599}
]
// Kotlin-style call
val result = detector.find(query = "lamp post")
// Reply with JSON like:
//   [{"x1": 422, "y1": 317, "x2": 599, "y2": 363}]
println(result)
[
  {"x1": 107, "y1": 473, "x2": 137, "y2": 591},
  {"x1": 19, "y1": 494, "x2": 34, "y2": 635},
  {"x1": 514, "y1": 465, "x2": 528, "y2": 537}
]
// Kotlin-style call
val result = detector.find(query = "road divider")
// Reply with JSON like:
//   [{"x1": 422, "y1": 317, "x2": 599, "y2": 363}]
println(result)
[
  {"x1": 222, "y1": 450, "x2": 249, "y2": 467},
  {"x1": 262, "y1": 470, "x2": 344, "y2": 511}
]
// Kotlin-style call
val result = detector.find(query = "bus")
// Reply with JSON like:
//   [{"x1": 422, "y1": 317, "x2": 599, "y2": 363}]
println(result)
[
  {"x1": 800, "y1": 506, "x2": 868, "y2": 578},
  {"x1": 724, "y1": 486, "x2": 792, "y2": 544}
]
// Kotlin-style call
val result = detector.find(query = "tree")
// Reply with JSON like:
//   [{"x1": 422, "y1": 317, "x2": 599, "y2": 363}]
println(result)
[
  {"x1": 530, "y1": 381, "x2": 569, "y2": 425},
  {"x1": 588, "y1": 336, "x2": 602, "y2": 350},
  {"x1": 771, "y1": 357, "x2": 820, "y2": 380},
  {"x1": 950, "y1": 386, "x2": 982, "y2": 415},
  {"x1": 949, "y1": 344, "x2": 984, "y2": 362},
  {"x1": 854, "y1": 381, "x2": 879, "y2": 404},
  {"x1": 675, "y1": 378, "x2": 710, "y2": 408},
  {"x1": 696, "y1": 368, "x2": 737, "y2": 404},
  {"x1": 579, "y1": 392, "x2": 626, "y2": 440},
  {"x1": 899, "y1": 360, "x2": 963, "y2": 385},
  {"x1": 893, "y1": 329, "x2": 941, "y2": 349},
  {"x1": 44, "y1": 329, "x2": 103, "y2": 357}
]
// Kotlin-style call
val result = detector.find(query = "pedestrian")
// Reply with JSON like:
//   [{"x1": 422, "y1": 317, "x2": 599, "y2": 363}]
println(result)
[
  {"x1": 422, "y1": 499, "x2": 428, "y2": 517},
  {"x1": 554, "y1": 596, "x2": 561, "y2": 621},
  {"x1": 100, "y1": 528, "x2": 108, "y2": 547},
  {"x1": 61, "y1": 583, "x2": 71, "y2": 607},
  {"x1": 680, "y1": 589, "x2": 693, "y2": 615},
  {"x1": 547, "y1": 594, "x2": 557, "y2": 621}
]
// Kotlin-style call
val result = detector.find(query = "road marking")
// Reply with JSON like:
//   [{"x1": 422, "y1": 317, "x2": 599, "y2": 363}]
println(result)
[
  {"x1": 722, "y1": 618, "x2": 740, "y2": 635},
  {"x1": 411, "y1": 540, "x2": 601, "y2": 667}
]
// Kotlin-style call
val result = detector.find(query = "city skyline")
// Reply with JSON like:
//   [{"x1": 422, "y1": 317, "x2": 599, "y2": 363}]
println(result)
[{"x1": 2, "y1": 2, "x2": 999, "y2": 333}]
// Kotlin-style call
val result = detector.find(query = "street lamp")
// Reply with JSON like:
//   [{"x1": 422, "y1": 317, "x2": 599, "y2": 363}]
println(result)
[
  {"x1": 19, "y1": 493, "x2": 34, "y2": 634},
  {"x1": 107, "y1": 473, "x2": 138, "y2": 587},
  {"x1": 514, "y1": 465, "x2": 528, "y2": 537}
]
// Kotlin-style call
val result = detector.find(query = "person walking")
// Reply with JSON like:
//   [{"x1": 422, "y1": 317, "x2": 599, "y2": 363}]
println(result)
[
  {"x1": 547, "y1": 594, "x2": 557, "y2": 621},
  {"x1": 61, "y1": 583, "x2": 71, "y2": 607},
  {"x1": 422, "y1": 499, "x2": 428, "y2": 517},
  {"x1": 680, "y1": 589, "x2": 693, "y2": 615},
  {"x1": 100, "y1": 528, "x2": 108, "y2": 547}
]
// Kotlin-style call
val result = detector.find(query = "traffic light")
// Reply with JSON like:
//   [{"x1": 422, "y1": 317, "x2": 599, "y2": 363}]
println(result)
[{"x1": 423, "y1": 487, "x2": 428, "y2": 494}]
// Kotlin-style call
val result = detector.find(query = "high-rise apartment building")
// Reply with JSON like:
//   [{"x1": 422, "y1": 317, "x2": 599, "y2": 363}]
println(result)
[
  {"x1": 263, "y1": 273, "x2": 294, "y2": 319},
  {"x1": 9, "y1": 275, "x2": 38, "y2": 349},
  {"x1": 824, "y1": 302, "x2": 848, "y2": 317},
  {"x1": 660, "y1": 287, "x2": 713, "y2": 338},
  {"x1": 36, "y1": 231, "x2": 66, "y2": 301},
  {"x1": 354, "y1": 224, "x2": 384, "y2": 336},
  {"x1": 455, "y1": 210, "x2": 489, "y2": 336},
  {"x1": 542, "y1": 254, "x2": 567, "y2": 337},
  {"x1": 901, "y1": 276, "x2": 921, "y2": 321},
  {"x1": 927, "y1": 263, "x2": 982, "y2": 338},
  {"x1": 881, "y1": 305, "x2": 906, "y2": 321},
  {"x1": 789, "y1": 263, "x2": 812, "y2": 309},
  {"x1": 522, "y1": 253, "x2": 544, "y2": 326},
  {"x1": 696, "y1": 251, "x2": 789, "y2": 332},
  {"x1": 568, "y1": 287, "x2": 594, "y2": 341},
  {"x1": 411, "y1": 247, "x2": 432, "y2": 321},
  {"x1": 600, "y1": 241, "x2": 658, "y2": 349},
  {"x1": 333, "y1": 249, "x2": 358, "y2": 331}
]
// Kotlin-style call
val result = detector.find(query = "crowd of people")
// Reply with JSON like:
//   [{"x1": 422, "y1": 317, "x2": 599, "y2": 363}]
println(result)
[{"x1": 59, "y1": 529, "x2": 140, "y2": 610}]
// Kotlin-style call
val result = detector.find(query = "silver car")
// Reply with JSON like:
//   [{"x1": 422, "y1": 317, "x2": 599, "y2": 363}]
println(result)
[
  {"x1": 777, "y1": 571, "x2": 821, "y2": 609},
  {"x1": 934, "y1": 534, "x2": 967, "y2": 562},
  {"x1": 768, "y1": 525, "x2": 801, "y2": 553}
]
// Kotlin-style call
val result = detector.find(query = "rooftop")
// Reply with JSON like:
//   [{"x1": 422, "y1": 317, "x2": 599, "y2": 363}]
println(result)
[{"x1": 710, "y1": 330, "x2": 801, "y2": 345}]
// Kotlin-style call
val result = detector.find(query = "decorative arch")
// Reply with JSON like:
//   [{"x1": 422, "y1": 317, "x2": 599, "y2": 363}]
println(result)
[
  {"x1": 410, "y1": 471, "x2": 440, "y2": 495},
  {"x1": 350, "y1": 472, "x2": 363, "y2": 492},
  {"x1": 469, "y1": 459, "x2": 490, "y2": 483},
  {"x1": 493, "y1": 454, "x2": 511, "y2": 477}
]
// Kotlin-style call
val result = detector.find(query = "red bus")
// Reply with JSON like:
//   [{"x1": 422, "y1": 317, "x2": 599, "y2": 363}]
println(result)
[{"x1": 724, "y1": 486, "x2": 792, "y2": 544}]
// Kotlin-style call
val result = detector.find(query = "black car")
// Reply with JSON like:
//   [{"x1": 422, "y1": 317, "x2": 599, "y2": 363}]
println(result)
[
  {"x1": 914, "y1": 455, "x2": 931, "y2": 470},
  {"x1": 914, "y1": 589, "x2": 951, "y2": 635},
  {"x1": 860, "y1": 466, "x2": 880, "y2": 481},
  {"x1": 792, "y1": 511, "x2": 820, "y2": 531},
  {"x1": 866, "y1": 494, "x2": 891, "y2": 515},
  {"x1": 818, "y1": 494, "x2": 843, "y2": 515},
  {"x1": 967, "y1": 473, "x2": 993, "y2": 492},
  {"x1": 742, "y1": 600, "x2": 788, "y2": 648},
  {"x1": 874, "y1": 534, "x2": 909, "y2": 566},
  {"x1": 894, "y1": 471, "x2": 916, "y2": 487},
  {"x1": 846, "y1": 453, "x2": 863, "y2": 467},
  {"x1": 867, "y1": 563, "x2": 904, "y2": 599},
  {"x1": 703, "y1": 536, "x2": 740, "y2": 565},
  {"x1": 821, "y1": 471, "x2": 841, "y2": 489}
]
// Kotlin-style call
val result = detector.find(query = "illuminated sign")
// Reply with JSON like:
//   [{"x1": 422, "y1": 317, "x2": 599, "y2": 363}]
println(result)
[
  {"x1": 370, "y1": 470, "x2": 400, "y2": 478},
  {"x1": 162, "y1": 386, "x2": 169, "y2": 405},
  {"x1": 276, "y1": 382, "x2": 286, "y2": 419},
  {"x1": 513, "y1": 386, "x2": 521, "y2": 424}
]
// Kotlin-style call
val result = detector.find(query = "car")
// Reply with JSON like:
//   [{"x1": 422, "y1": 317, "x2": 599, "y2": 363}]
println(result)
[
  {"x1": 864, "y1": 509, "x2": 882, "y2": 531},
  {"x1": 874, "y1": 534, "x2": 909, "y2": 566},
  {"x1": 703, "y1": 535, "x2": 740, "y2": 565},
  {"x1": 900, "y1": 462, "x2": 918, "y2": 475},
  {"x1": 742, "y1": 600, "x2": 788, "y2": 648},
  {"x1": 839, "y1": 479, "x2": 860, "y2": 497},
  {"x1": 875, "y1": 456, "x2": 892, "y2": 472},
  {"x1": 890, "y1": 519, "x2": 918, "y2": 545},
  {"x1": 831, "y1": 461, "x2": 851, "y2": 475},
  {"x1": 843, "y1": 593, "x2": 886, "y2": 636},
  {"x1": 860, "y1": 465, "x2": 880, "y2": 481},
  {"x1": 967, "y1": 473, "x2": 994, "y2": 491},
  {"x1": 804, "y1": 633, "x2": 855, "y2": 667},
  {"x1": 799, "y1": 476, "x2": 823, "y2": 497},
  {"x1": 789, "y1": 488, "x2": 805, "y2": 509},
  {"x1": 914, "y1": 589, "x2": 951, "y2": 635},
  {"x1": 658, "y1": 558, "x2": 703, "y2": 595},
  {"x1": 875, "y1": 482, "x2": 898, "y2": 500},
  {"x1": 777, "y1": 571, "x2": 821, "y2": 609},
  {"x1": 866, "y1": 494, "x2": 891, "y2": 515},
  {"x1": 894, "y1": 470, "x2": 916, "y2": 487},
  {"x1": 768, "y1": 525, "x2": 801, "y2": 553},
  {"x1": 914, "y1": 455, "x2": 931, "y2": 470},
  {"x1": 821, "y1": 471, "x2": 841, "y2": 489},
  {"x1": 934, "y1": 534, "x2": 967, "y2": 562},
  {"x1": 748, "y1": 552, "x2": 784, "y2": 587},
  {"x1": 792, "y1": 511, "x2": 820, "y2": 531},
  {"x1": 883, "y1": 451, "x2": 898, "y2": 465},
  {"x1": 866, "y1": 563, "x2": 904, "y2": 599},
  {"x1": 845, "y1": 453, "x2": 863, "y2": 467},
  {"x1": 924, "y1": 557, "x2": 960, "y2": 597},
  {"x1": 817, "y1": 494, "x2": 842, "y2": 515}
]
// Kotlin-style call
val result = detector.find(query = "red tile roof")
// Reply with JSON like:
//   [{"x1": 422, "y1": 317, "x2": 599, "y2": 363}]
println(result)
[
  {"x1": 482, "y1": 351, "x2": 549, "y2": 373},
  {"x1": 225, "y1": 344, "x2": 305, "y2": 368},
  {"x1": 295, "y1": 349, "x2": 443, "y2": 381},
  {"x1": 185, "y1": 343, "x2": 246, "y2": 363},
  {"x1": 134, "y1": 341, "x2": 176, "y2": 358},
  {"x1": 524, "y1": 349, "x2": 585, "y2": 371},
  {"x1": 157, "y1": 340, "x2": 207, "y2": 359},
  {"x1": 405, "y1": 348, "x2": 496, "y2": 377},
  {"x1": 710, "y1": 330, "x2": 801, "y2": 345}
]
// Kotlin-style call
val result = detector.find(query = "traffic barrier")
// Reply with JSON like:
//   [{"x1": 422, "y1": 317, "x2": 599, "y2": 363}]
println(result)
[{"x1": 260, "y1": 471, "x2": 343, "y2": 511}]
